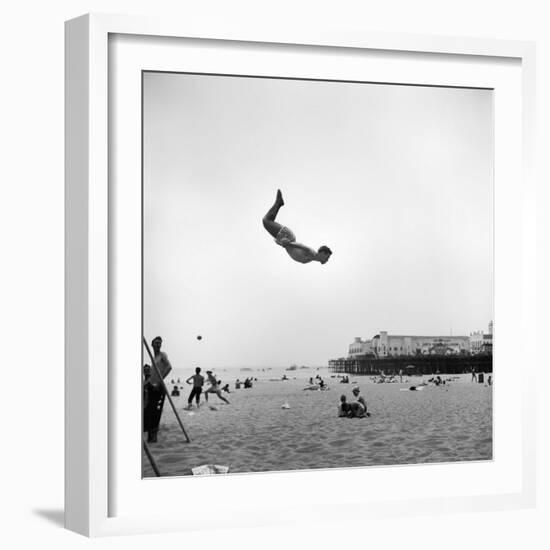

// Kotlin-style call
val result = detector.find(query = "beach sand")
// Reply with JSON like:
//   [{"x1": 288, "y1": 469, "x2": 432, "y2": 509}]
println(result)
[{"x1": 143, "y1": 371, "x2": 492, "y2": 477}]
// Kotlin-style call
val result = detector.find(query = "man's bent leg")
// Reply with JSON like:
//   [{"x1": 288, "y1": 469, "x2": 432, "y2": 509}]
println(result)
[
  {"x1": 216, "y1": 390, "x2": 230, "y2": 404},
  {"x1": 262, "y1": 190, "x2": 285, "y2": 238}
]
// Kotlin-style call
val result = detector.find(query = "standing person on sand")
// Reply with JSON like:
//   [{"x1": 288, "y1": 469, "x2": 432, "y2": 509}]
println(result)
[
  {"x1": 143, "y1": 336, "x2": 172, "y2": 442},
  {"x1": 185, "y1": 367, "x2": 205, "y2": 409},
  {"x1": 262, "y1": 189, "x2": 332, "y2": 265},
  {"x1": 204, "y1": 371, "x2": 230, "y2": 404}
]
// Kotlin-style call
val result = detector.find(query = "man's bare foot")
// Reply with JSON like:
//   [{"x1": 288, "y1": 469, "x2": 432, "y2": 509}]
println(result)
[{"x1": 276, "y1": 189, "x2": 284, "y2": 207}]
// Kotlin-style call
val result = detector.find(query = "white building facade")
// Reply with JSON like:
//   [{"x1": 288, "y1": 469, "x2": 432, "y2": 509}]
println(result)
[
  {"x1": 469, "y1": 321, "x2": 493, "y2": 354},
  {"x1": 348, "y1": 331, "x2": 471, "y2": 358}
]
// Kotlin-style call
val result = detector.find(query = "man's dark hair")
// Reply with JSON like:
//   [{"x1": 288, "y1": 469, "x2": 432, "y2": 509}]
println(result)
[
  {"x1": 318, "y1": 245, "x2": 332, "y2": 255},
  {"x1": 195, "y1": 367, "x2": 201, "y2": 374},
  {"x1": 152, "y1": 336, "x2": 162, "y2": 344}
]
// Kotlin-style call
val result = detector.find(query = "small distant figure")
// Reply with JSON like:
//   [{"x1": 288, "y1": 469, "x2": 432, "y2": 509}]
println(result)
[
  {"x1": 399, "y1": 369, "x2": 403, "y2": 383},
  {"x1": 171, "y1": 385, "x2": 180, "y2": 397},
  {"x1": 235, "y1": 379, "x2": 241, "y2": 389},
  {"x1": 185, "y1": 367, "x2": 205, "y2": 409},
  {"x1": 282, "y1": 374, "x2": 288, "y2": 381},
  {"x1": 309, "y1": 377, "x2": 314, "y2": 385},
  {"x1": 204, "y1": 371, "x2": 230, "y2": 404},
  {"x1": 487, "y1": 374, "x2": 493, "y2": 386},
  {"x1": 471, "y1": 367, "x2": 477, "y2": 382},
  {"x1": 221, "y1": 383, "x2": 230, "y2": 394},
  {"x1": 262, "y1": 189, "x2": 332, "y2": 265},
  {"x1": 244, "y1": 378, "x2": 253, "y2": 389}
]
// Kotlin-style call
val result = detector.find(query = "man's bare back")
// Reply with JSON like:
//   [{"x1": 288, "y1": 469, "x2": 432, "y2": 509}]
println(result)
[{"x1": 262, "y1": 190, "x2": 332, "y2": 265}]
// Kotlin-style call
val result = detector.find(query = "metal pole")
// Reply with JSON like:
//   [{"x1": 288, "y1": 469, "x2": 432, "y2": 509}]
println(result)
[
  {"x1": 143, "y1": 337, "x2": 191, "y2": 443},
  {"x1": 143, "y1": 439, "x2": 161, "y2": 477}
]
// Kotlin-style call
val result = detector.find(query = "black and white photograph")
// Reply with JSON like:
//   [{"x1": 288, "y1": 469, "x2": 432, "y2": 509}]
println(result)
[
  {"x1": 141, "y1": 71, "x2": 493, "y2": 477},
  {"x1": 4, "y1": 0, "x2": 547, "y2": 545}
]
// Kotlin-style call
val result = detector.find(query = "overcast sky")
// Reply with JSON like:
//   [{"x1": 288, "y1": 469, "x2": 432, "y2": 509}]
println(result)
[{"x1": 143, "y1": 72, "x2": 493, "y2": 369}]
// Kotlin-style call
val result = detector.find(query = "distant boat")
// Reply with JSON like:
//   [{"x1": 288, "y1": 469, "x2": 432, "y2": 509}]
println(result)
[
  {"x1": 286, "y1": 365, "x2": 298, "y2": 371},
  {"x1": 240, "y1": 368, "x2": 253, "y2": 371}
]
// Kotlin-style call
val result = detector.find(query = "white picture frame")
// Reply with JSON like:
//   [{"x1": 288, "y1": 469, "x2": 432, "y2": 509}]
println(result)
[{"x1": 65, "y1": 13, "x2": 536, "y2": 537}]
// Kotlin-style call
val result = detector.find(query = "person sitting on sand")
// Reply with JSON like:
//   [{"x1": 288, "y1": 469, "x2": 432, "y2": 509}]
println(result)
[
  {"x1": 262, "y1": 189, "x2": 332, "y2": 265},
  {"x1": 204, "y1": 371, "x2": 230, "y2": 404},
  {"x1": 221, "y1": 383, "x2": 230, "y2": 394},
  {"x1": 350, "y1": 387, "x2": 370, "y2": 417},
  {"x1": 185, "y1": 367, "x2": 205, "y2": 409},
  {"x1": 338, "y1": 395, "x2": 351, "y2": 417}
]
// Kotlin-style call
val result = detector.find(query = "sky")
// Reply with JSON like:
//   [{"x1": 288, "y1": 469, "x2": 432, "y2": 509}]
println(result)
[{"x1": 143, "y1": 72, "x2": 493, "y2": 369}]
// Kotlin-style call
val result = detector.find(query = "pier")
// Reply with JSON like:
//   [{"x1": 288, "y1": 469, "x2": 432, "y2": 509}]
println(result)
[{"x1": 329, "y1": 354, "x2": 492, "y2": 375}]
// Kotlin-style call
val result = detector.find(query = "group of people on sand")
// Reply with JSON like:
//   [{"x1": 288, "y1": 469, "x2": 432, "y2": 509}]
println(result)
[
  {"x1": 142, "y1": 337, "x2": 231, "y2": 443},
  {"x1": 338, "y1": 387, "x2": 370, "y2": 418},
  {"x1": 185, "y1": 367, "x2": 230, "y2": 409},
  {"x1": 235, "y1": 378, "x2": 254, "y2": 389},
  {"x1": 307, "y1": 375, "x2": 326, "y2": 389},
  {"x1": 143, "y1": 189, "x2": 332, "y2": 442}
]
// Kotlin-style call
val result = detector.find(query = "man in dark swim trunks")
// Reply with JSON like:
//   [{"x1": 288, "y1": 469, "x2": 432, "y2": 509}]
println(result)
[{"x1": 185, "y1": 367, "x2": 205, "y2": 409}]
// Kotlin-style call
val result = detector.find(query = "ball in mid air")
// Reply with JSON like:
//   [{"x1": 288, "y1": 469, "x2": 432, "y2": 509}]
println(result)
[{"x1": 196, "y1": 335, "x2": 202, "y2": 341}]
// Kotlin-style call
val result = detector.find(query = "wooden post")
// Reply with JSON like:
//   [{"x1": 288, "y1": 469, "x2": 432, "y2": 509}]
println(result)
[
  {"x1": 143, "y1": 439, "x2": 161, "y2": 477},
  {"x1": 143, "y1": 337, "x2": 191, "y2": 443}
]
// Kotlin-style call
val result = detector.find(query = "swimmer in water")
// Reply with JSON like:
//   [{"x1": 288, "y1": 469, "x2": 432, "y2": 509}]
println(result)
[{"x1": 262, "y1": 189, "x2": 332, "y2": 265}]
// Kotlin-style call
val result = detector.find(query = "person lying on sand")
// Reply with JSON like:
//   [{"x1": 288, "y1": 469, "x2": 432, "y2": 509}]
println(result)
[
  {"x1": 262, "y1": 189, "x2": 332, "y2": 265},
  {"x1": 204, "y1": 371, "x2": 230, "y2": 404}
]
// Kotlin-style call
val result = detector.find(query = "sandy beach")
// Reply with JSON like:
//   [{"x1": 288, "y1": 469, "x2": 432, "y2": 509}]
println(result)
[{"x1": 143, "y1": 369, "x2": 492, "y2": 477}]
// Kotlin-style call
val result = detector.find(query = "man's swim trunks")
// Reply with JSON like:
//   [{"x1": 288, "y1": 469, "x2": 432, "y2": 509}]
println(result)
[{"x1": 275, "y1": 226, "x2": 296, "y2": 244}]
